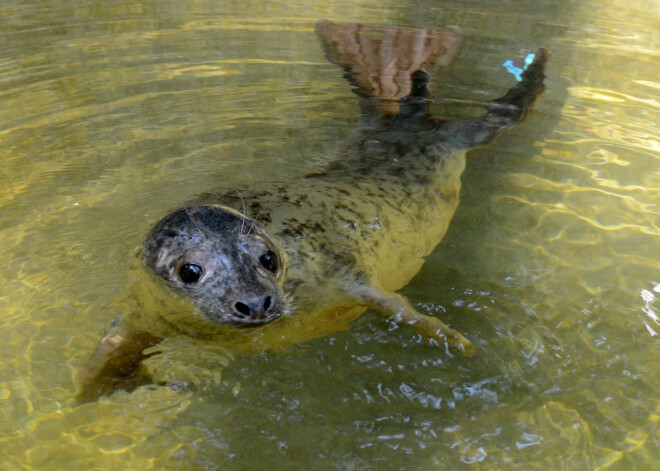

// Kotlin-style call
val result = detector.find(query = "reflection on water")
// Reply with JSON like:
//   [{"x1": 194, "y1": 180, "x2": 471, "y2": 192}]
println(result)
[{"x1": 0, "y1": 0, "x2": 658, "y2": 469}]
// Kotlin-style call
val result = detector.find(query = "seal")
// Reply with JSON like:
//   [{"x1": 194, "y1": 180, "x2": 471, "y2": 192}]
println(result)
[{"x1": 77, "y1": 20, "x2": 548, "y2": 402}]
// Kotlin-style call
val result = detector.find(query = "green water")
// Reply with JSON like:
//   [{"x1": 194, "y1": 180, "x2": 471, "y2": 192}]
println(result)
[{"x1": 1, "y1": 0, "x2": 658, "y2": 469}]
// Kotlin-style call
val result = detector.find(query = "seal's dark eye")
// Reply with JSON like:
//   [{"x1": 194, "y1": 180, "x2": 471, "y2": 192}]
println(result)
[
  {"x1": 179, "y1": 263, "x2": 203, "y2": 284},
  {"x1": 259, "y1": 250, "x2": 278, "y2": 273}
]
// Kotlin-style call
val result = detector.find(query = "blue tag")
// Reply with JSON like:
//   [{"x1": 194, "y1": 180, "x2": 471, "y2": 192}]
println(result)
[{"x1": 502, "y1": 53, "x2": 536, "y2": 81}]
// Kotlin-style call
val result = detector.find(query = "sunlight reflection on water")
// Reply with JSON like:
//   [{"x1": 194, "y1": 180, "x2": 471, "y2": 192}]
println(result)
[{"x1": 0, "y1": 0, "x2": 658, "y2": 469}]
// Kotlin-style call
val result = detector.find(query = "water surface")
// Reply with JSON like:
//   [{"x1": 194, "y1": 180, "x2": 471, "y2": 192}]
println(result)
[{"x1": 0, "y1": 0, "x2": 658, "y2": 469}]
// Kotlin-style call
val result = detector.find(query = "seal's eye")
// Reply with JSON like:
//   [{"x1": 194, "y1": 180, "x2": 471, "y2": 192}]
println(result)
[
  {"x1": 259, "y1": 250, "x2": 278, "y2": 273},
  {"x1": 179, "y1": 263, "x2": 203, "y2": 284}
]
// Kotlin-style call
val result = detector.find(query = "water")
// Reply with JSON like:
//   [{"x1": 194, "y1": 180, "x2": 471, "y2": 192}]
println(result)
[{"x1": 1, "y1": 0, "x2": 658, "y2": 469}]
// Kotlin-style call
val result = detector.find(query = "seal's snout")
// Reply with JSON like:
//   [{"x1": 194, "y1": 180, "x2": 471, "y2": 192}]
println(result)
[{"x1": 232, "y1": 295, "x2": 278, "y2": 323}]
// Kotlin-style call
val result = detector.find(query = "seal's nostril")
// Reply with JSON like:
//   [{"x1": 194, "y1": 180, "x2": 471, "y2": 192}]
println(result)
[
  {"x1": 263, "y1": 296, "x2": 272, "y2": 312},
  {"x1": 234, "y1": 302, "x2": 251, "y2": 317}
]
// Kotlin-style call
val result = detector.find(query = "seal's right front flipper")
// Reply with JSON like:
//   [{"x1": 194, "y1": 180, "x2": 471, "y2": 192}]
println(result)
[
  {"x1": 76, "y1": 321, "x2": 162, "y2": 403},
  {"x1": 350, "y1": 283, "x2": 475, "y2": 357}
]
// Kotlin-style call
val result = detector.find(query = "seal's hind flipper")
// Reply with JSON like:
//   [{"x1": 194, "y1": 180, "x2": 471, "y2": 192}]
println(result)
[
  {"x1": 76, "y1": 321, "x2": 163, "y2": 403},
  {"x1": 441, "y1": 48, "x2": 549, "y2": 148},
  {"x1": 350, "y1": 284, "x2": 475, "y2": 357},
  {"x1": 315, "y1": 19, "x2": 464, "y2": 117}
]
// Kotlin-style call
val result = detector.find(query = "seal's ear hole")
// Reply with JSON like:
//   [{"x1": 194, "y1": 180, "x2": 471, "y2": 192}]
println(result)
[
  {"x1": 179, "y1": 263, "x2": 203, "y2": 284},
  {"x1": 259, "y1": 251, "x2": 278, "y2": 273}
]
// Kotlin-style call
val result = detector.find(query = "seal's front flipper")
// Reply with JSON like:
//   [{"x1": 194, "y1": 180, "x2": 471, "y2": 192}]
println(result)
[
  {"x1": 351, "y1": 284, "x2": 475, "y2": 357},
  {"x1": 76, "y1": 321, "x2": 163, "y2": 403},
  {"x1": 315, "y1": 19, "x2": 464, "y2": 117}
]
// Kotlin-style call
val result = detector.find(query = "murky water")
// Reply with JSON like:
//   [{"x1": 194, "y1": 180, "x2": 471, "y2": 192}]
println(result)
[{"x1": 1, "y1": 0, "x2": 658, "y2": 469}]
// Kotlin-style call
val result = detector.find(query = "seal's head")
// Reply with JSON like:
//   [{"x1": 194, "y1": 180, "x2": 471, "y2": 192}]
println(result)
[{"x1": 142, "y1": 206, "x2": 288, "y2": 327}]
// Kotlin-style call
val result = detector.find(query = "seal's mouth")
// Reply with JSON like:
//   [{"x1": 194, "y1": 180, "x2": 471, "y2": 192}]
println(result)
[
  {"x1": 226, "y1": 312, "x2": 282, "y2": 328},
  {"x1": 154, "y1": 310, "x2": 282, "y2": 339}
]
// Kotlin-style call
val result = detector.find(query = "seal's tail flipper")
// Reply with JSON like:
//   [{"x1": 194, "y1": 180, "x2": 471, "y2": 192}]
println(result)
[
  {"x1": 490, "y1": 47, "x2": 549, "y2": 122},
  {"x1": 440, "y1": 48, "x2": 549, "y2": 148},
  {"x1": 315, "y1": 19, "x2": 464, "y2": 117}
]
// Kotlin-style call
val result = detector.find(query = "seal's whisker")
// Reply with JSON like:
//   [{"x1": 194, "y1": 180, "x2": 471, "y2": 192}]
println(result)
[
  {"x1": 280, "y1": 292, "x2": 296, "y2": 316},
  {"x1": 182, "y1": 204, "x2": 206, "y2": 240},
  {"x1": 239, "y1": 196, "x2": 247, "y2": 235},
  {"x1": 246, "y1": 213, "x2": 260, "y2": 237},
  {"x1": 172, "y1": 229, "x2": 196, "y2": 239}
]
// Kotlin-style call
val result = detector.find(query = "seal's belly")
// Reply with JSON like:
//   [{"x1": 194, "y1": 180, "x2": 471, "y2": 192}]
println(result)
[
  {"x1": 272, "y1": 153, "x2": 466, "y2": 293},
  {"x1": 354, "y1": 184, "x2": 462, "y2": 292}
]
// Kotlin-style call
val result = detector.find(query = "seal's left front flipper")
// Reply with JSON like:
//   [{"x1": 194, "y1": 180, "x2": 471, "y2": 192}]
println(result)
[
  {"x1": 350, "y1": 284, "x2": 475, "y2": 357},
  {"x1": 76, "y1": 321, "x2": 163, "y2": 403}
]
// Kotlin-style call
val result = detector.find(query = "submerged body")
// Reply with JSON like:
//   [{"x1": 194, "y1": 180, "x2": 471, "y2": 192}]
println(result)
[{"x1": 77, "y1": 21, "x2": 548, "y2": 401}]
